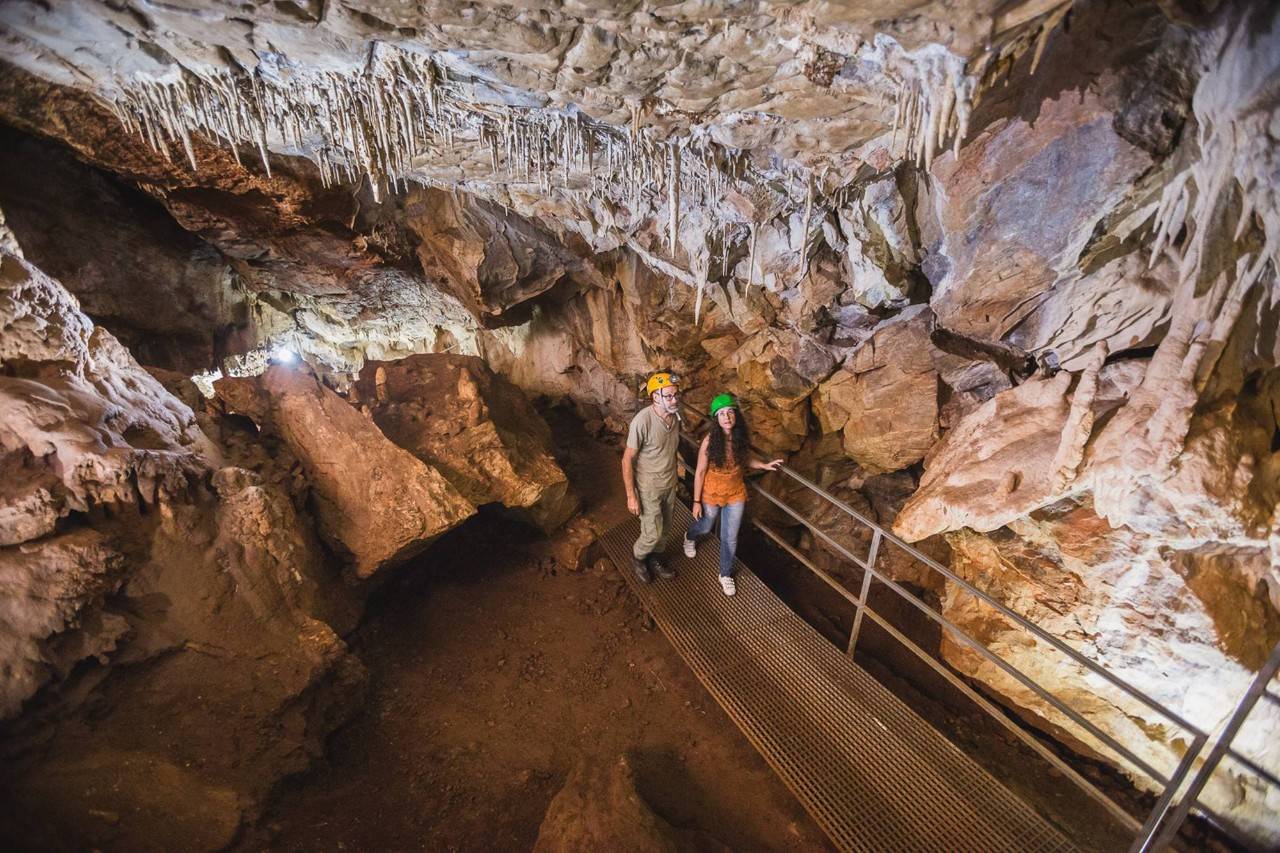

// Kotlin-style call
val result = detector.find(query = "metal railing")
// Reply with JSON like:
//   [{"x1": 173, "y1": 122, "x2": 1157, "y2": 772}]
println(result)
[{"x1": 675, "y1": 402, "x2": 1280, "y2": 851}]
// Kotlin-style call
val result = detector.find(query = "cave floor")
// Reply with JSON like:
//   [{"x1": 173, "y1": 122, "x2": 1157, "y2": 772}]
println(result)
[
  {"x1": 257, "y1": 413, "x2": 832, "y2": 852},
  {"x1": 256, "y1": 409, "x2": 1188, "y2": 853}
]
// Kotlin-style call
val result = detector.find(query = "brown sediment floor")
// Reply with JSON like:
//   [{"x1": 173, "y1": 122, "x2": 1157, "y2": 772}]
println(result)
[{"x1": 258, "y1": 413, "x2": 831, "y2": 851}]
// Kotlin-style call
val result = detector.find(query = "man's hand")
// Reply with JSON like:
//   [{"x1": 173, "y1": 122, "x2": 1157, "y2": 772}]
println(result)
[
  {"x1": 627, "y1": 492, "x2": 640, "y2": 515},
  {"x1": 677, "y1": 460, "x2": 688, "y2": 479}
]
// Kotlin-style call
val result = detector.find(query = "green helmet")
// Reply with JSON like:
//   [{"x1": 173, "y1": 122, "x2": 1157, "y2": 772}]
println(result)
[{"x1": 709, "y1": 393, "x2": 737, "y2": 418}]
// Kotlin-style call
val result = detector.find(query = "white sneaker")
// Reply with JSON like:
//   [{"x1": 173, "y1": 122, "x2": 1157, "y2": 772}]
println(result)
[
  {"x1": 682, "y1": 537, "x2": 696, "y2": 558},
  {"x1": 720, "y1": 576, "x2": 736, "y2": 596}
]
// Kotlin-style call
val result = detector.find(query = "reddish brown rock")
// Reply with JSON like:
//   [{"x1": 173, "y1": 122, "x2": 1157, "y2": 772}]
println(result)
[
  {"x1": 0, "y1": 253, "x2": 210, "y2": 716},
  {"x1": 894, "y1": 371, "x2": 1076, "y2": 542},
  {"x1": 939, "y1": 518, "x2": 1280, "y2": 838},
  {"x1": 354, "y1": 354, "x2": 577, "y2": 534},
  {"x1": 0, "y1": 251, "x2": 366, "y2": 850},
  {"x1": 533, "y1": 755, "x2": 730, "y2": 853},
  {"x1": 0, "y1": 529, "x2": 128, "y2": 719},
  {"x1": 814, "y1": 305, "x2": 938, "y2": 474},
  {"x1": 216, "y1": 365, "x2": 475, "y2": 579},
  {"x1": 405, "y1": 188, "x2": 604, "y2": 327}
]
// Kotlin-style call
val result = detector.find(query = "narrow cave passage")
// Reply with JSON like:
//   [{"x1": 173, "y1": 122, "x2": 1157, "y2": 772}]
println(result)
[{"x1": 2, "y1": 1, "x2": 1279, "y2": 851}]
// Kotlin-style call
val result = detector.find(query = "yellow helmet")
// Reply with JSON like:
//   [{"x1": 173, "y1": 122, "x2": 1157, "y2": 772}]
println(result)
[{"x1": 645, "y1": 371, "x2": 679, "y2": 395}]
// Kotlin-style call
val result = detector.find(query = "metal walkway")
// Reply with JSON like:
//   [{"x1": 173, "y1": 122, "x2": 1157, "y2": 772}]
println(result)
[{"x1": 600, "y1": 502, "x2": 1078, "y2": 853}]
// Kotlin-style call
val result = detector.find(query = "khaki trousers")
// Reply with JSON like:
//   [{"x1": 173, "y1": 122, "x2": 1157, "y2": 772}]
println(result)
[{"x1": 632, "y1": 481, "x2": 676, "y2": 559}]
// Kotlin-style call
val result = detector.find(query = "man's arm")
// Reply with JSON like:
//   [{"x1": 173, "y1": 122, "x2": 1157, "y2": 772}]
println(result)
[
  {"x1": 622, "y1": 446, "x2": 640, "y2": 515},
  {"x1": 691, "y1": 435, "x2": 710, "y2": 518}
]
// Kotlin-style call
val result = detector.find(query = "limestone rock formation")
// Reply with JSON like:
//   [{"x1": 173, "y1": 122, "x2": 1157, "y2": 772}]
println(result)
[
  {"x1": 405, "y1": 188, "x2": 605, "y2": 328},
  {"x1": 353, "y1": 354, "x2": 577, "y2": 534},
  {"x1": 533, "y1": 755, "x2": 730, "y2": 853},
  {"x1": 814, "y1": 305, "x2": 939, "y2": 473},
  {"x1": 215, "y1": 365, "x2": 476, "y2": 579},
  {"x1": 0, "y1": 126, "x2": 244, "y2": 373},
  {"x1": 0, "y1": 0, "x2": 1278, "y2": 846},
  {"x1": 922, "y1": 84, "x2": 1154, "y2": 343},
  {"x1": 886, "y1": 9, "x2": 1280, "y2": 838},
  {"x1": 0, "y1": 529, "x2": 128, "y2": 719},
  {"x1": 0, "y1": 252, "x2": 209, "y2": 716},
  {"x1": 941, "y1": 516, "x2": 1280, "y2": 839},
  {"x1": 0, "y1": 249, "x2": 366, "y2": 847}
]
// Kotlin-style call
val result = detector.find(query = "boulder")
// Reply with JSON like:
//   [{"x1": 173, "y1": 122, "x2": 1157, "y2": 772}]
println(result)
[
  {"x1": 533, "y1": 755, "x2": 729, "y2": 853},
  {"x1": 353, "y1": 354, "x2": 577, "y2": 534},
  {"x1": 216, "y1": 365, "x2": 475, "y2": 579},
  {"x1": 814, "y1": 305, "x2": 938, "y2": 473},
  {"x1": 894, "y1": 348, "x2": 1132, "y2": 543}
]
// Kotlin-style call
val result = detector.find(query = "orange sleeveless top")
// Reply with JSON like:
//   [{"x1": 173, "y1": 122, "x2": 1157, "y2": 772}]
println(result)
[{"x1": 702, "y1": 455, "x2": 748, "y2": 505}]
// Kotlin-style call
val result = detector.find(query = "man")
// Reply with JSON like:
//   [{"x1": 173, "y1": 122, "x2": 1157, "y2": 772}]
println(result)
[{"x1": 622, "y1": 371, "x2": 682, "y2": 583}]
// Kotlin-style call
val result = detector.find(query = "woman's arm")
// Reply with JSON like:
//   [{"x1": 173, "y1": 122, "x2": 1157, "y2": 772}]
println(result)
[
  {"x1": 692, "y1": 435, "x2": 711, "y2": 518},
  {"x1": 748, "y1": 455, "x2": 784, "y2": 471}
]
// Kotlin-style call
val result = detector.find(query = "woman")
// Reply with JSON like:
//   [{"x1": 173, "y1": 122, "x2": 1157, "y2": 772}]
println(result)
[{"x1": 683, "y1": 393, "x2": 783, "y2": 596}]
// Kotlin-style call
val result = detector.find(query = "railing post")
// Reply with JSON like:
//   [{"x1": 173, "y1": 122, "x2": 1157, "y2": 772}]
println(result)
[
  {"x1": 1128, "y1": 733, "x2": 1209, "y2": 853},
  {"x1": 1131, "y1": 637, "x2": 1280, "y2": 852},
  {"x1": 847, "y1": 530, "x2": 881, "y2": 657}
]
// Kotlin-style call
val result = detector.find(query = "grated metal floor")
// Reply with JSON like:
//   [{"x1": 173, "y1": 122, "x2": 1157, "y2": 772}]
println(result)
[{"x1": 601, "y1": 502, "x2": 1079, "y2": 853}]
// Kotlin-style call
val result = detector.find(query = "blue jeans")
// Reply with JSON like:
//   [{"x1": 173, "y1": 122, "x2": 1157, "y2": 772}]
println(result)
[{"x1": 686, "y1": 500, "x2": 744, "y2": 577}]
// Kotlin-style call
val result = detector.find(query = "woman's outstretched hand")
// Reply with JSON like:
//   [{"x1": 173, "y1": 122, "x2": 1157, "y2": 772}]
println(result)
[{"x1": 762, "y1": 458, "x2": 784, "y2": 471}]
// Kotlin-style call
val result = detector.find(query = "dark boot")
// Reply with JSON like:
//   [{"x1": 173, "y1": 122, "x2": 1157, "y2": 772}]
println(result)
[
  {"x1": 647, "y1": 553, "x2": 676, "y2": 580},
  {"x1": 631, "y1": 553, "x2": 652, "y2": 583}
]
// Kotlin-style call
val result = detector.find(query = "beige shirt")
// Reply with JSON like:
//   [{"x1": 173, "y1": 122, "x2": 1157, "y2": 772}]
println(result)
[{"x1": 626, "y1": 405, "x2": 680, "y2": 489}]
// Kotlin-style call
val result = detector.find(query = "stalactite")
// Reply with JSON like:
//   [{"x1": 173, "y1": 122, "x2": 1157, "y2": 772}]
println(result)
[
  {"x1": 801, "y1": 174, "x2": 814, "y2": 260},
  {"x1": 693, "y1": 252, "x2": 707, "y2": 325},
  {"x1": 874, "y1": 2, "x2": 1068, "y2": 168},
  {"x1": 105, "y1": 42, "x2": 843, "y2": 301},
  {"x1": 668, "y1": 142, "x2": 680, "y2": 255}
]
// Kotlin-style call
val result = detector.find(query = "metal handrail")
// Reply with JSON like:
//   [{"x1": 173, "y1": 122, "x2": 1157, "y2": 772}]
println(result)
[
  {"x1": 750, "y1": 476, "x2": 1172, "y2": 785},
  {"x1": 675, "y1": 401, "x2": 1279, "y2": 849},
  {"x1": 782, "y1": 464, "x2": 1207, "y2": 736},
  {"x1": 679, "y1": 402, "x2": 1202, "y2": 734},
  {"x1": 1137, "y1": 639, "x2": 1280, "y2": 852},
  {"x1": 752, "y1": 514, "x2": 1144, "y2": 832}
]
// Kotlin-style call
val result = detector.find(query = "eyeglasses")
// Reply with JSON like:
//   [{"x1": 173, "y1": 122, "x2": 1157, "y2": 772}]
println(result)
[{"x1": 658, "y1": 390, "x2": 680, "y2": 400}]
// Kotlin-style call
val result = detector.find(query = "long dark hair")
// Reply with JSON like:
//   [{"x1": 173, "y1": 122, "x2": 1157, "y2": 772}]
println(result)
[{"x1": 708, "y1": 409, "x2": 749, "y2": 469}]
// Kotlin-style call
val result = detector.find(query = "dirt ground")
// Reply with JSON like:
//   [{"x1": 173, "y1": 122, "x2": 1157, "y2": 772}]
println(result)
[{"x1": 255, "y1": 413, "x2": 832, "y2": 852}]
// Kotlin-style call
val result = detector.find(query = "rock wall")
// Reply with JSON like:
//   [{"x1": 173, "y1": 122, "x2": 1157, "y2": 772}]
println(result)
[
  {"x1": 0, "y1": 246, "x2": 579, "y2": 847},
  {"x1": 0, "y1": 0, "x2": 1277, "y2": 846},
  {"x1": 0, "y1": 249, "x2": 365, "y2": 847}
]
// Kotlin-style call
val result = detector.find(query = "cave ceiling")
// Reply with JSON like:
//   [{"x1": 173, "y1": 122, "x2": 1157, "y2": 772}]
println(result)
[{"x1": 0, "y1": 0, "x2": 1088, "y2": 320}]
